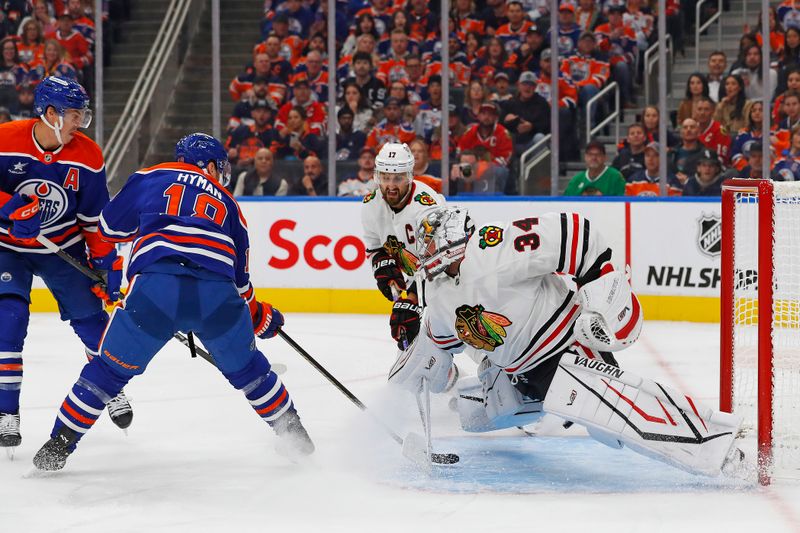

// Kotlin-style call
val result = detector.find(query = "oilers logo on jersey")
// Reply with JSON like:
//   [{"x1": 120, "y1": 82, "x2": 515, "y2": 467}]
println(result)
[
  {"x1": 16, "y1": 180, "x2": 68, "y2": 228},
  {"x1": 454, "y1": 304, "x2": 512, "y2": 352}
]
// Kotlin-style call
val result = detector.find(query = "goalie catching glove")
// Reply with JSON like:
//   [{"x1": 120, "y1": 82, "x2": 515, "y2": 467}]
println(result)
[
  {"x1": 372, "y1": 248, "x2": 406, "y2": 301},
  {"x1": 573, "y1": 270, "x2": 642, "y2": 352},
  {"x1": 251, "y1": 301, "x2": 284, "y2": 339},
  {"x1": 89, "y1": 250, "x2": 124, "y2": 305},
  {"x1": 0, "y1": 193, "x2": 40, "y2": 239},
  {"x1": 390, "y1": 297, "x2": 421, "y2": 349}
]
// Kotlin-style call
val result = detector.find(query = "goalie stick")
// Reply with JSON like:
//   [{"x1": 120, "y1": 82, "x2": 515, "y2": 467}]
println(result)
[
  {"x1": 277, "y1": 330, "x2": 459, "y2": 468},
  {"x1": 392, "y1": 285, "x2": 458, "y2": 469},
  {"x1": 31, "y1": 234, "x2": 287, "y2": 374}
]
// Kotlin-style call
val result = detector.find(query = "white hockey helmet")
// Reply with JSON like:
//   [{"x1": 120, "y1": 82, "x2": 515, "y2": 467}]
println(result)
[
  {"x1": 374, "y1": 142, "x2": 415, "y2": 184},
  {"x1": 416, "y1": 206, "x2": 475, "y2": 281}
]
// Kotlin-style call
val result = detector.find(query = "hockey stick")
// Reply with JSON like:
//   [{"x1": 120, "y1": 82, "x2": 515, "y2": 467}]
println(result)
[
  {"x1": 277, "y1": 329, "x2": 459, "y2": 467},
  {"x1": 390, "y1": 285, "x2": 458, "y2": 467},
  {"x1": 27, "y1": 234, "x2": 287, "y2": 372}
]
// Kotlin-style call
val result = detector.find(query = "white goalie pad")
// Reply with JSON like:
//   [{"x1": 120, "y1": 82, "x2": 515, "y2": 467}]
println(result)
[
  {"x1": 543, "y1": 353, "x2": 742, "y2": 477},
  {"x1": 388, "y1": 332, "x2": 456, "y2": 394},
  {"x1": 455, "y1": 361, "x2": 544, "y2": 433}
]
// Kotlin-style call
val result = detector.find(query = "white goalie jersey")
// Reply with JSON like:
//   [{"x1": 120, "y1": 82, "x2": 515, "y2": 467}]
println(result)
[
  {"x1": 361, "y1": 181, "x2": 444, "y2": 279},
  {"x1": 420, "y1": 212, "x2": 641, "y2": 376}
]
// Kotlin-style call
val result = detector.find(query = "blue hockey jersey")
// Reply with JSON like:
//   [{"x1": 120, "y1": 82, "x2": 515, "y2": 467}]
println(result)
[
  {"x1": 98, "y1": 162, "x2": 255, "y2": 301},
  {"x1": 0, "y1": 118, "x2": 109, "y2": 254}
]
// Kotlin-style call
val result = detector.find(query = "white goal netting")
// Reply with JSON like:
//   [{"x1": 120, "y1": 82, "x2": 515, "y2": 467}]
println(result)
[{"x1": 730, "y1": 182, "x2": 800, "y2": 480}]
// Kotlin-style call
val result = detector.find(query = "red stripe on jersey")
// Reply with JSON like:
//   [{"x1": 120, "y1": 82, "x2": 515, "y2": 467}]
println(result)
[
  {"x1": 569, "y1": 213, "x2": 580, "y2": 275},
  {"x1": 615, "y1": 293, "x2": 640, "y2": 340},
  {"x1": 0, "y1": 364, "x2": 22, "y2": 371},
  {"x1": 132, "y1": 232, "x2": 236, "y2": 257},
  {"x1": 506, "y1": 304, "x2": 580, "y2": 373}
]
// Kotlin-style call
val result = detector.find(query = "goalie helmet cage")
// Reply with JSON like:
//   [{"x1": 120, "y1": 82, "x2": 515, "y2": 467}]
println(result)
[{"x1": 721, "y1": 178, "x2": 800, "y2": 486}]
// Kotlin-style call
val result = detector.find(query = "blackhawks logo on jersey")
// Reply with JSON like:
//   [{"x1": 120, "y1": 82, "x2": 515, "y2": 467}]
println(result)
[
  {"x1": 454, "y1": 304, "x2": 512, "y2": 352},
  {"x1": 414, "y1": 192, "x2": 436, "y2": 206},
  {"x1": 363, "y1": 190, "x2": 377, "y2": 203},
  {"x1": 383, "y1": 235, "x2": 419, "y2": 275},
  {"x1": 478, "y1": 225, "x2": 503, "y2": 249}
]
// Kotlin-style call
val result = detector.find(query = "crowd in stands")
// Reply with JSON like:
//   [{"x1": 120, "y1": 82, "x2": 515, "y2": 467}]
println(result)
[
  {"x1": 0, "y1": 0, "x2": 127, "y2": 122},
  {"x1": 224, "y1": 0, "x2": 717, "y2": 197},
  {"x1": 7, "y1": 0, "x2": 800, "y2": 198}
]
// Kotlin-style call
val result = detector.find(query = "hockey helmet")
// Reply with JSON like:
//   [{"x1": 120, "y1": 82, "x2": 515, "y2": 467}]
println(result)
[
  {"x1": 416, "y1": 206, "x2": 474, "y2": 281},
  {"x1": 175, "y1": 132, "x2": 232, "y2": 186},
  {"x1": 374, "y1": 141, "x2": 415, "y2": 184},
  {"x1": 34, "y1": 77, "x2": 92, "y2": 144}
]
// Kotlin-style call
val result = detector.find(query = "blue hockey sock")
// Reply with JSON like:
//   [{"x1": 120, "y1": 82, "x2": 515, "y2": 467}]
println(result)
[
  {"x1": 225, "y1": 354, "x2": 293, "y2": 425},
  {"x1": 51, "y1": 357, "x2": 131, "y2": 447},
  {"x1": 70, "y1": 311, "x2": 109, "y2": 357},
  {"x1": 0, "y1": 296, "x2": 28, "y2": 414}
]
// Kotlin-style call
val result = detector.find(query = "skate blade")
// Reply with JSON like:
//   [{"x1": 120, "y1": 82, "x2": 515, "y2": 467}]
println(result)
[{"x1": 4, "y1": 446, "x2": 16, "y2": 461}]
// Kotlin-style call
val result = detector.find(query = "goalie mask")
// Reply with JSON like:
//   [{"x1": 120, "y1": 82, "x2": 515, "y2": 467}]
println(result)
[{"x1": 416, "y1": 206, "x2": 474, "y2": 281}]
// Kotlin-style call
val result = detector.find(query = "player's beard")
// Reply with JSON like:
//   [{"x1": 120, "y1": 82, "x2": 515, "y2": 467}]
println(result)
[{"x1": 382, "y1": 183, "x2": 410, "y2": 208}]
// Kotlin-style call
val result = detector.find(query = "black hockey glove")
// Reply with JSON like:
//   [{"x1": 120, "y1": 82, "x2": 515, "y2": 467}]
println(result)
[
  {"x1": 390, "y1": 298, "x2": 422, "y2": 350},
  {"x1": 372, "y1": 248, "x2": 406, "y2": 301}
]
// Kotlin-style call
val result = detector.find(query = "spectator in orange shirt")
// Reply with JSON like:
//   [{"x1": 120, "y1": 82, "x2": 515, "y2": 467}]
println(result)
[
  {"x1": 17, "y1": 19, "x2": 45, "y2": 65},
  {"x1": 562, "y1": 31, "x2": 610, "y2": 125},
  {"x1": 364, "y1": 97, "x2": 416, "y2": 151},
  {"x1": 495, "y1": 1, "x2": 533, "y2": 55},
  {"x1": 409, "y1": 139, "x2": 441, "y2": 193},
  {"x1": 377, "y1": 28, "x2": 411, "y2": 85},
  {"x1": 291, "y1": 50, "x2": 328, "y2": 102},
  {"x1": 626, "y1": 142, "x2": 682, "y2": 196}
]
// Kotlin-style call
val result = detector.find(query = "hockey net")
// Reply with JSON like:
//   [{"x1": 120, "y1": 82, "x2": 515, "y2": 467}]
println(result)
[{"x1": 721, "y1": 179, "x2": 800, "y2": 485}]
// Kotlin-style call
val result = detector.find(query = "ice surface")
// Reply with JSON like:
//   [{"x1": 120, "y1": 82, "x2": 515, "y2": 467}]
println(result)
[{"x1": 3, "y1": 315, "x2": 800, "y2": 532}]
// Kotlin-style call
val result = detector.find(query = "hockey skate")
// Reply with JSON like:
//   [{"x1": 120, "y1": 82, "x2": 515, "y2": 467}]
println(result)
[
  {"x1": 107, "y1": 391, "x2": 133, "y2": 430},
  {"x1": 271, "y1": 408, "x2": 315, "y2": 460},
  {"x1": 33, "y1": 426, "x2": 79, "y2": 471},
  {"x1": 0, "y1": 412, "x2": 21, "y2": 459}
]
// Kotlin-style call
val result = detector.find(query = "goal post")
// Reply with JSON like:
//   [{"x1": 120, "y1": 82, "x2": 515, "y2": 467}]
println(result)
[{"x1": 721, "y1": 178, "x2": 800, "y2": 485}]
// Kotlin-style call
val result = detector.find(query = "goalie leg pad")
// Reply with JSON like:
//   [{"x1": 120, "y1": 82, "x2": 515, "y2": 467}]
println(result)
[
  {"x1": 543, "y1": 353, "x2": 742, "y2": 476},
  {"x1": 456, "y1": 363, "x2": 544, "y2": 433}
]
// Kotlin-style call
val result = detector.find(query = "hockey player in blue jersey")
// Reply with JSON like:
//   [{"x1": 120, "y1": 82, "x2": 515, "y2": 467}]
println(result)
[
  {"x1": 32, "y1": 133, "x2": 314, "y2": 470},
  {"x1": 0, "y1": 77, "x2": 133, "y2": 454}
]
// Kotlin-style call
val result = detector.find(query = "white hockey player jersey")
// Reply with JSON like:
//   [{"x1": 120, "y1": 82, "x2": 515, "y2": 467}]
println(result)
[
  {"x1": 420, "y1": 212, "x2": 634, "y2": 376},
  {"x1": 361, "y1": 181, "x2": 445, "y2": 278}
]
